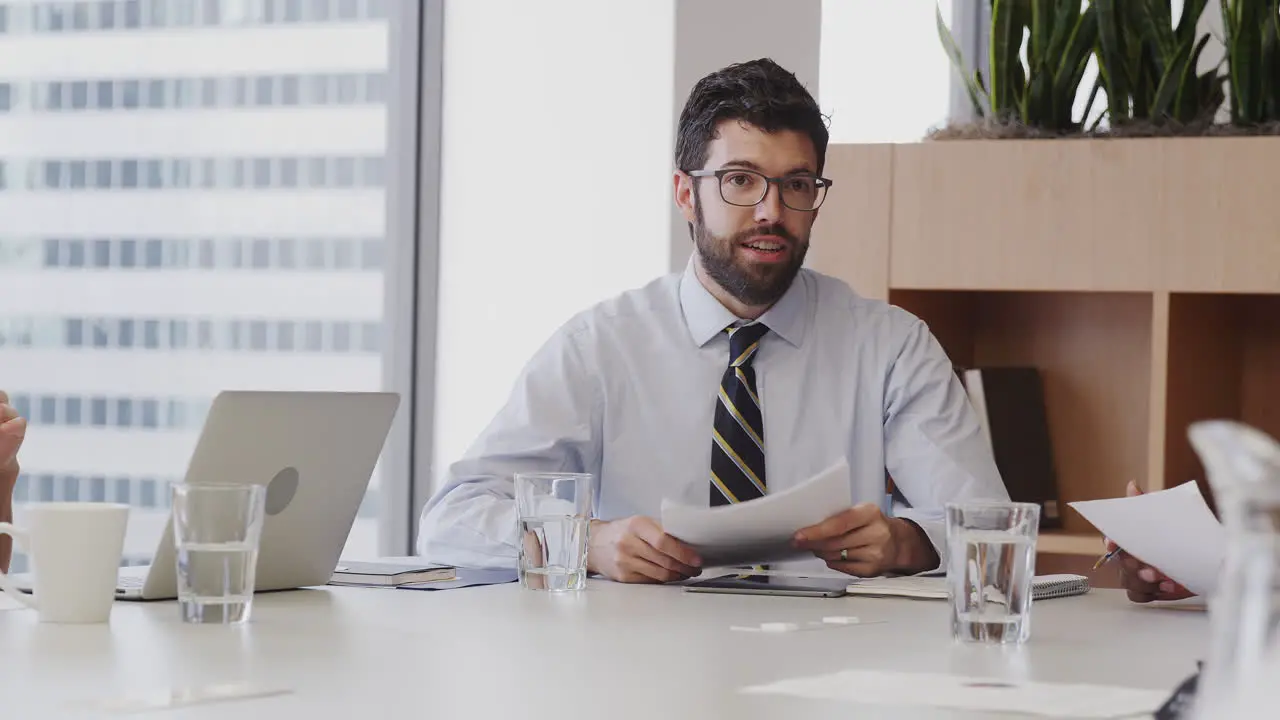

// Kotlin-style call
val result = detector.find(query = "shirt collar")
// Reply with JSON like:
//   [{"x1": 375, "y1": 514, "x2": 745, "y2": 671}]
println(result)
[{"x1": 678, "y1": 257, "x2": 808, "y2": 349}]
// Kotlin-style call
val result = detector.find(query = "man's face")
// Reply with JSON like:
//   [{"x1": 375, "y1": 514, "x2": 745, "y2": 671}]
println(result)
[{"x1": 677, "y1": 120, "x2": 820, "y2": 309}]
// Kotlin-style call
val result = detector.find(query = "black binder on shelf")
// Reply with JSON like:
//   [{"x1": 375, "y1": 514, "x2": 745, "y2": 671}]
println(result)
[{"x1": 960, "y1": 366, "x2": 1063, "y2": 530}]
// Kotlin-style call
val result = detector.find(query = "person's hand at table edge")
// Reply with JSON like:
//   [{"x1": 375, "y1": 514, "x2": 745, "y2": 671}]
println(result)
[
  {"x1": 1, "y1": 389, "x2": 26, "y2": 573},
  {"x1": 586, "y1": 516, "x2": 703, "y2": 584},
  {"x1": 1110, "y1": 480, "x2": 1196, "y2": 603},
  {"x1": 0, "y1": 389, "x2": 25, "y2": 481},
  {"x1": 791, "y1": 503, "x2": 939, "y2": 577}
]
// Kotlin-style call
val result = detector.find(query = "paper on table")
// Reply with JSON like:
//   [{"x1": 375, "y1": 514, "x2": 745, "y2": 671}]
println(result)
[
  {"x1": 1069, "y1": 481, "x2": 1225, "y2": 596},
  {"x1": 741, "y1": 669, "x2": 1169, "y2": 719},
  {"x1": 660, "y1": 458, "x2": 852, "y2": 566}
]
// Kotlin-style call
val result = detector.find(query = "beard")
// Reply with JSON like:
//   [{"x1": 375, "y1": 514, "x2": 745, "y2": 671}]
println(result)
[{"x1": 692, "y1": 199, "x2": 809, "y2": 308}]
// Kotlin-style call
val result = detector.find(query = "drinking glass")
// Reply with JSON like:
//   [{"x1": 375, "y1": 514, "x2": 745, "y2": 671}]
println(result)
[
  {"x1": 171, "y1": 483, "x2": 266, "y2": 624},
  {"x1": 514, "y1": 472, "x2": 593, "y2": 591},
  {"x1": 946, "y1": 501, "x2": 1040, "y2": 644}
]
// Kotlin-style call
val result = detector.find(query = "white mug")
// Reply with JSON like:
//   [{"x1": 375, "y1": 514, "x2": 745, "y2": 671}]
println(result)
[{"x1": 0, "y1": 502, "x2": 129, "y2": 623}]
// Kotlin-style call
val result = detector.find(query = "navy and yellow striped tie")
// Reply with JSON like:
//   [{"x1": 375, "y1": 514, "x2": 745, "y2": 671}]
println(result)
[{"x1": 711, "y1": 322, "x2": 770, "y2": 506}]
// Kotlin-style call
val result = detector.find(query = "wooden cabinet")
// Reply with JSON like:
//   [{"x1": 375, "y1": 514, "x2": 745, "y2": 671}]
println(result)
[{"x1": 817, "y1": 140, "x2": 1280, "y2": 586}]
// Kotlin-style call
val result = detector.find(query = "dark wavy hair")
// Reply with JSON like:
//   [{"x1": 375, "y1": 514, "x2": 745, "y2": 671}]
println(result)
[{"x1": 675, "y1": 58, "x2": 829, "y2": 175}]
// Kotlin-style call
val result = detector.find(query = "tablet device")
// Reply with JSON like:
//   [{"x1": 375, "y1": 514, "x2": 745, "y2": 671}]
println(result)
[{"x1": 684, "y1": 573, "x2": 849, "y2": 598}]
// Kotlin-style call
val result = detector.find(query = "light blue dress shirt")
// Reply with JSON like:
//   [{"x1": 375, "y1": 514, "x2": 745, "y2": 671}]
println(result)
[{"x1": 417, "y1": 260, "x2": 1009, "y2": 573}]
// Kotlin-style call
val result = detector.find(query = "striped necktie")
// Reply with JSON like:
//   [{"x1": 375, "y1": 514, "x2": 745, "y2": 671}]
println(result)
[{"x1": 711, "y1": 322, "x2": 770, "y2": 506}]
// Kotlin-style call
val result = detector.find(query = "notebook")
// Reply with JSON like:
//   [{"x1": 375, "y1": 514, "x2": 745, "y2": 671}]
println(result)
[
  {"x1": 846, "y1": 574, "x2": 1090, "y2": 601},
  {"x1": 328, "y1": 561, "x2": 455, "y2": 587}
]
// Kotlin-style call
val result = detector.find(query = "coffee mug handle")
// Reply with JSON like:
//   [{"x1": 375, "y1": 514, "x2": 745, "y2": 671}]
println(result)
[{"x1": 0, "y1": 523, "x2": 37, "y2": 610}]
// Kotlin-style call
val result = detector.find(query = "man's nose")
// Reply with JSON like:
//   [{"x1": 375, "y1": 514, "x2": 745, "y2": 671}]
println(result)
[{"x1": 754, "y1": 182, "x2": 784, "y2": 223}]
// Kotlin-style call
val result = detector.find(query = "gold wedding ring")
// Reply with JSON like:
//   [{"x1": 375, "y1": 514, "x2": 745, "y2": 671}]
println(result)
[{"x1": 840, "y1": 548, "x2": 848, "y2": 561}]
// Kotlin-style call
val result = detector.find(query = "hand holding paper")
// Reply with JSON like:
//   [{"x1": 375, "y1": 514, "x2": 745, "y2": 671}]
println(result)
[
  {"x1": 1069, "y1": 481, "x2": 1224, "y2": 597},
  {"x1": 660, "y1": 459, "x2": 852, "y2": 567}
]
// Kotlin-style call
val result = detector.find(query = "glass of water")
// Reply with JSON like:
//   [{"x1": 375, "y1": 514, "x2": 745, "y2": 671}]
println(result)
[
  {"x1": 946, "y1": 501, "x2": 1040, "y2": 644},
  {"x1": 514, "y1": 472, "x2": 593, "y2": 592},
  {"x1": 171, "y1": 483, "x2": 266, "y2": 624}
]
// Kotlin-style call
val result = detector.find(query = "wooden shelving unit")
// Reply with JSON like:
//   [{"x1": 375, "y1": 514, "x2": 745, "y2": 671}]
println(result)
[{"x1": 812, "y1": 140, "x2": 1280, "y2": 588}]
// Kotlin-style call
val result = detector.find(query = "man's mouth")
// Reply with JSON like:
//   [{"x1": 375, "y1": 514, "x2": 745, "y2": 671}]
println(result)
[{"x1": 740, "y1": 236, "x2": 787, "y2": 253}]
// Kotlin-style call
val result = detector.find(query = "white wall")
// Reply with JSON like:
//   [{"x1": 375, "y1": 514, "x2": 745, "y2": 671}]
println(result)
[
  {"x1": 433, "y1": 0, "x2": 676, "y2": 489},
  {"x1": 820, "y1": 0, "x2": 953, "y2": 143}
]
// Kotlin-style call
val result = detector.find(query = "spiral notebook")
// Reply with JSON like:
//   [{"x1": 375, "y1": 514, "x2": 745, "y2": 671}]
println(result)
[{"x1": 846, "y1": 574, "x2": 1090, "y2": 600}]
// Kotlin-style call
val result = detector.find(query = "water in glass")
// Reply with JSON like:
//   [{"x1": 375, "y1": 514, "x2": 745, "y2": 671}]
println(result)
[
  {"x1": 176, "y1": 540, "x2": 259, "y2": 623},
  {"x1": 514, "y1": 472, "x2": 593, "y2": 592},
  {"x1": 170, "y1": 483, "x2": 265, "y2": 624},
  {"x1": 519, "y1": 514, "x2": 588, "y2": 591},
  {"x1": 950, "y1": 530, "x2": 1036, "y2": 643},
  {"x1": 946, "y1": 501, "x2": 1040, "y2": 645}
]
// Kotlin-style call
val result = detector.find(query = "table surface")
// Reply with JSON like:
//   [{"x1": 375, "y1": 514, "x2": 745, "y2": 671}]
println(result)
[{"x1": 0, "y1": 576, "x2": 1208, "y2": 719}]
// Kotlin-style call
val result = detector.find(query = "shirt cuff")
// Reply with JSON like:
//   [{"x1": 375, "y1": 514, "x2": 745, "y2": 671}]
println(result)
[{"x1": 893, "y1": 510, "x2": 946, "y2": 576}]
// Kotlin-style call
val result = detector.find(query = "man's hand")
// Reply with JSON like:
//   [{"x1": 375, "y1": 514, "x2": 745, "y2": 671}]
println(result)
[
  {"x1": 1112, "y1": 481, "x2": 1196, "y2": 603},
  {"x1": 793, "y1": 503, "x2": 938, "y2": 577},
  {"x1": 0, "y1": 390, "x2": 25, "y2": 479},
  {"x1": 587, "y1": 516, "x2": 702, "y2": 584},
  {"x1": 1, "y1": 390, "x2": 21, "y2": 574}
]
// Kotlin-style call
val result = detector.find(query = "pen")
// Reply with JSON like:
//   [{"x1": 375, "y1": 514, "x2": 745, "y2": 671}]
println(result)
[{"x1": 1092, "y1": 547, "x2": 1120, "y2": 570}]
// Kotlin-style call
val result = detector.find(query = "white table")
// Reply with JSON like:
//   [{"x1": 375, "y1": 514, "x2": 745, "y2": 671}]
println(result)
[{"x1": 1, "y1": 579, "x2": 1207, "y2": 719}]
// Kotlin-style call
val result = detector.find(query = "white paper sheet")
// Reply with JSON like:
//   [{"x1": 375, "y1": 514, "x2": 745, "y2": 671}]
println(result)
[
  {"x1": 1068, "y1": 481, "x2": 1226, "y2": 596},
  {"x1": 741, "y1": 669, "x2": 1169, "y2": 719},
  {"x1": 660, "y1": 458, "x2": 852, "y2": 566}
]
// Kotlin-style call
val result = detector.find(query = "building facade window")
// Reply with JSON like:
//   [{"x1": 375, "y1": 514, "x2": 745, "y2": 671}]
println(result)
[
  {"x1": 17, "y1": 236, "x2": 382, "y2": 270},
  {"x1": 0, "y1": 0, "x2": 387, "y2": 34},
  {"x1": 19, "y1": 71, "x2": 386, "y2": 112},
  {"x1": 0, "y1": 315, "x2": 382, "y2": 353},
  {"x1": 26, "y1": 155, "x2": 384, "y2": 191}
]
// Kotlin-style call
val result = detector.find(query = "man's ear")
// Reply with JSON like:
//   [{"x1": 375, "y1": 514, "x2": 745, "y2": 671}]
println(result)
[{"x1": 673, "y1": 170, "x2": 697, "y2": 225}]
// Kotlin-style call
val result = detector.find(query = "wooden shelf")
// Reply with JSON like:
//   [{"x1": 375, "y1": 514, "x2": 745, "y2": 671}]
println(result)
[
  {"x1": 1037, "y1": 531, "x2": 1104, "y2": 556},
  {"x1": 1163, "y1": 293, "x2": 1280, "y2": 508},
  {"x1": 817, "y1": 139, "x2": 1279, "y2": 568},
  {"x1": 889, "y1": 289, "x2": 1154, "y2": 536}
]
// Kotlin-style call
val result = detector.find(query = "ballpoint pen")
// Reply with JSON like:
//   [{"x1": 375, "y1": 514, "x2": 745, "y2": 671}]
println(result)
[{"x1": 1092, "y1": 546, "x2": 1120, "y2": 570}]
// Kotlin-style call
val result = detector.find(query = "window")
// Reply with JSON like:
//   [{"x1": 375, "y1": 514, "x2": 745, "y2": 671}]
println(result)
[
  {"x1": 118, "y1": 319, "x2": 135, "y2": 348},
  {"x1": 69, "y1": 160, "x2": 88, "y2": 189},
  {"x1": 39, "y1": 396, "x2": 57, "y2": 424},
  {"x1": 65, "y1": 397, "x2": 83, "y2": 425},
  {"x1": 92, "y1": 239, "x2": 111, "y2": 267},
  {"x1": 144, "y1": 319, "x2": 160, "y2": 348},
  {"x1": 65, "y1": 319, "x2": 84, "y2": 346},
  {"x1": 68, "y1": 239, "x2": 86, "y2": 266},
  {"x1": 99, "y1": 0, "x2": 117, "y2": 29},
  {"x1": 5, "y1": 0, "x2": 410, "y2": 576},
  {"x1": 91, "y1": 398, "x2": 108, "y2": 427},
  {"x1": 120, "y1": 239, "x2": 137, "y2": 267}
]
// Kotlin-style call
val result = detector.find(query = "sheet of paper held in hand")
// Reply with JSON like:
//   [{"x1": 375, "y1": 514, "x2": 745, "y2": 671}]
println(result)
[
  {"x1": 741, "y1": 669, "x2": 1170, "y2": 719},
  {"x1": 1069, "y1": 480, "x2": 1226, "y2": 596},
  {"x1": 660, "y1": 458, "x2": 852, "y2": 566}
]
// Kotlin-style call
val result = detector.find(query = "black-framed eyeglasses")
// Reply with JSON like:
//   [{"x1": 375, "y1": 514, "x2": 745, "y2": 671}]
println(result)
[{"x1": 685, "y1": 168, "x2": 833, "y2": 212}]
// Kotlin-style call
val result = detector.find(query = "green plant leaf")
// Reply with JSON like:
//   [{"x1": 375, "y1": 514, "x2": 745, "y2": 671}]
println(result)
[
  {"x1": 1031, "y1": 0, "x2": 1053, "y2": 69},
  {"x1": 936, "y1": 2, "x2": 987, "y2": 117},
  {"x1": 1137, "y1": 0, "x2": 1179, "y2": 64},
  {"x1": 1045, "y1": 0, "x2": 1080, "y2": 64},
  {"x1": 1231, "y1": 0, "x2": 1260, "y2": 122},
  {"x1": 1151, "y1": 36, "x2": 1194, "y2": 118},
  {"x1": 1178, "y1": 0, "x2": 1210, "y2": 46},
  {"x1": 990, "y1": 0, "x2": 1026, "y2": 117},
  {"x1": 1096, "y1": 0, "x2": 1131, "y2": 120}
]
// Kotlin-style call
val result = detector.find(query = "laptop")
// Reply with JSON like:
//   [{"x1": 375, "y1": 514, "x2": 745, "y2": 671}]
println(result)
[{"x1": 107, "y1": 390, "x2": 400, "y2": 600}]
